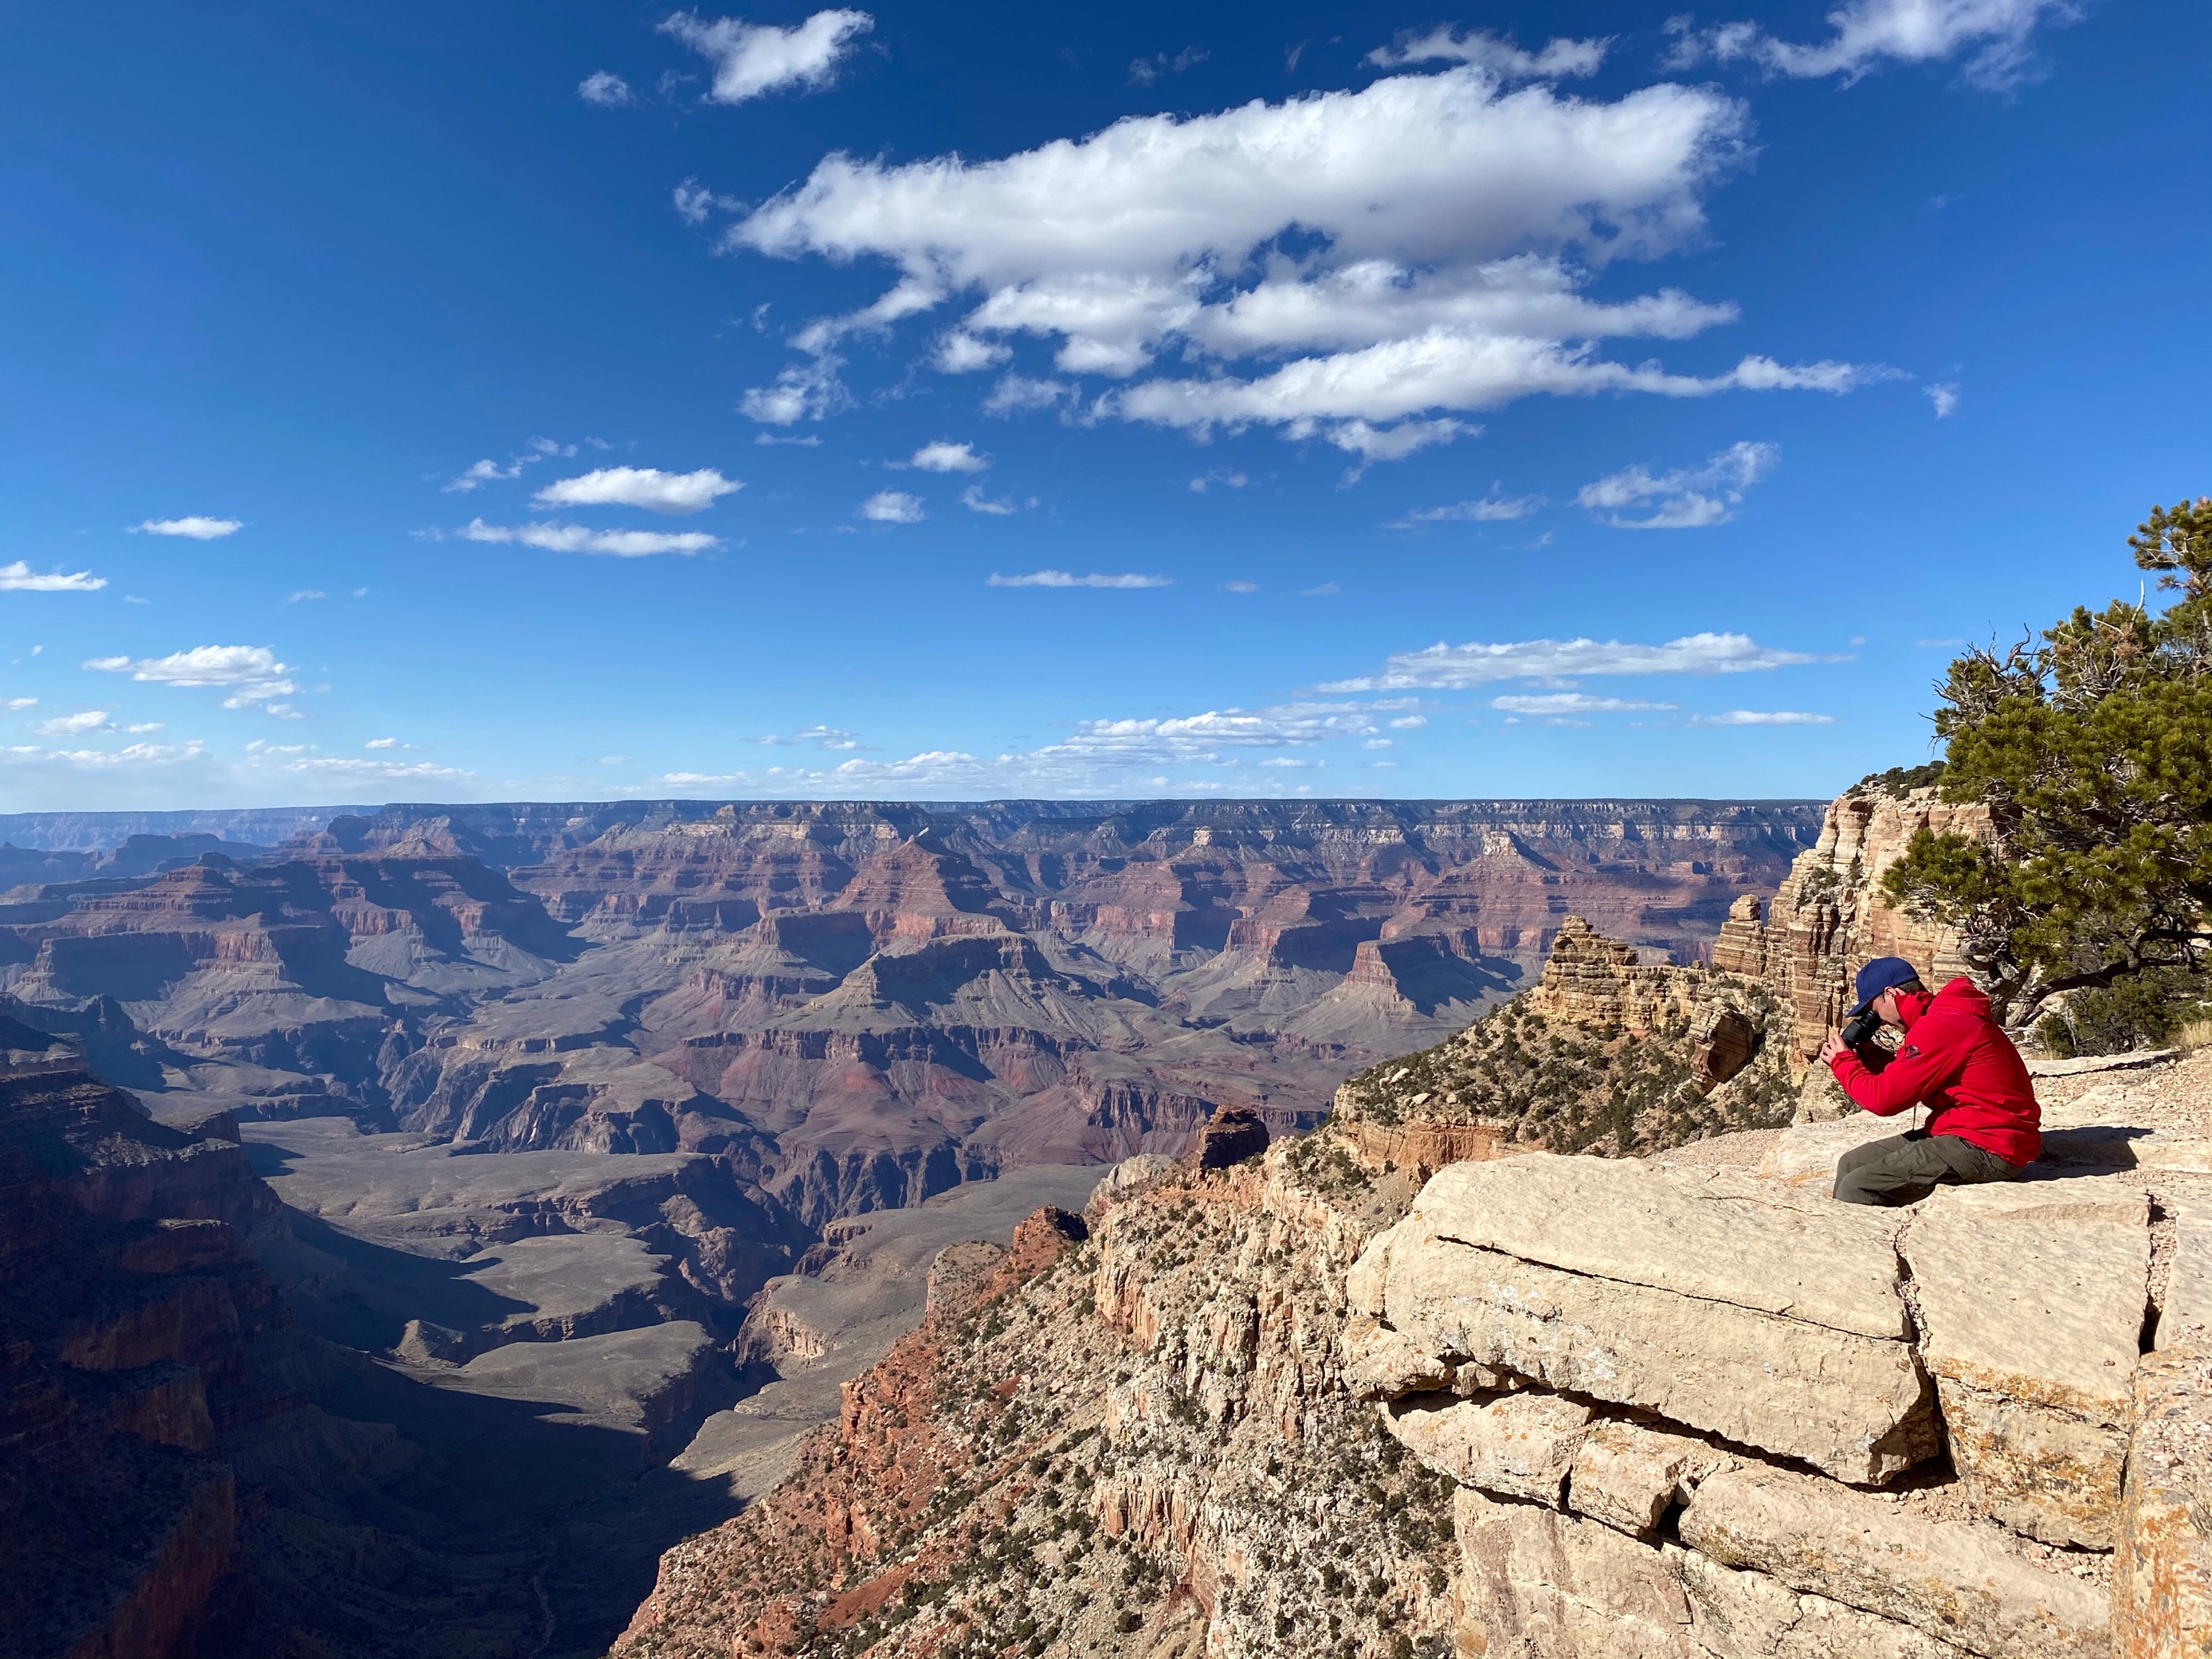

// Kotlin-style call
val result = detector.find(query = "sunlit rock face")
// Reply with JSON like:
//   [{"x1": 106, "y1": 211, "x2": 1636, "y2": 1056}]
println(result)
[{"x1": 1, "y1": 798, "x2": 1820, "y2": 1221}]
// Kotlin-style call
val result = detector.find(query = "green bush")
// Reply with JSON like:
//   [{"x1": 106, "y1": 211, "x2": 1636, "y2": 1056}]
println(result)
[{"x1": 2035, "y1": 968, "x2": 2210, "y2": 1055}]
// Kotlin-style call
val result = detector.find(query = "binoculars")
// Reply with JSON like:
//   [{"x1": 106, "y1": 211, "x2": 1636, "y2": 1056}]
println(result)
[{"x1": 1838, "y1": 1008, "x2": 1885, "y2": 1050}]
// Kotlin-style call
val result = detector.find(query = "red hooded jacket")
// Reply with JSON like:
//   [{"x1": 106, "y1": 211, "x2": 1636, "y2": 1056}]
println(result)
[{"x1": 1826, "y1": 976, "x2": 2041, "y2": 1167}]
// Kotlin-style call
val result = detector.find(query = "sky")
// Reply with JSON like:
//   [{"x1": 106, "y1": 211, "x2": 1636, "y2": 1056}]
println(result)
[{"x1": 1, "y1": 0, "x2": 2206, "y2": 810}]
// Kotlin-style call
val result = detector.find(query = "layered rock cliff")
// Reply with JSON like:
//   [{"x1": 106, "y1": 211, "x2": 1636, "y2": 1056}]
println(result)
[
  {"x1": 614, "y1": 1039, "x2": 2212, "y2": 1659},
  {"x1": 3, "y1": 799, "x2": 1821, "y2": 1225}
]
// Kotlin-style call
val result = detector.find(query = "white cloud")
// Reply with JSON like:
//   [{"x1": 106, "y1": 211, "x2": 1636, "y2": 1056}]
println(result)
[
  {"x1": 982, "y1": 375, "x2": 1069, "y2": 416},
  {"x1": 443, "y1": 459, "x2": 520, "y2": 493},
  {"x1": 932, "y1": 331, "x2": 1010, "y2": 373},
  {"x1": 366, "y1": 738, "x2": 399, "y2": 748},
  {"x1": 37, "y1": 711, "x2": 111, "y2": 736},
  {"x1": 1691, "y1": 709, "x2": 1837, "y2": 725},
  {"x1": 1326, "y1": 631, "x2": 1830, "y2": 691},
  {"x1": 674, "y1": 179, "x2": 742, "y2": 225},
  {"x1": 131, "y1": 516, "x2": 241, "y2": 539},
  {"x1": 0, "y1": 561, "x2": 105, "y2": 592},
  {"x1": 1302, "y1": 582, "x2": 1341, "y2": 597},
  {"x1": 740, "y1": 353, "x2": 846, "y2": 424},
  {"x1": 84, "y1": 644, "x2": 297, "y2": 706},
  {"x1": 4, "y1": 697, "x2": 33, "y2": 708},
  {"x1": 0, "y1": 740, "x2": 209, "y2": 770},
  {"x1": 579, "y1": 69, "x2": 635, "y2": 106},
  {"x1": 1386, "y1": 715, "x2": 1425, "y2": 728},
  {"x1": 1389, "y1": 488, "x2": 1543, "y2": 528},
  {"x1": 987, "y1": 570, "x2": 1169, "y2": 589},
  {"x1": 287, "y1": 589, "x2": 326, "y2": 603},
  {"x1": 1675, "y1": 0, "x2": 2077, "y2": 90},
  {"x1": 661, "y1": 8, "x2": 874, "y2": 104},
  {"x1": 859, "y1": 490, "x2": 924, "y2": 524},
  {"x1": 1366, "y1": 27, "x2": 1609, "y2": 80},
  {"x1": 725, "y1": 65, "x2": 1883, "y2": 454},
  {"x1": 907, "y1": 441, "x2": 988, "y2": 473},
  {"x1": 1489, "y1": 693, "x2": 1677, "y2": 714},
  {"x1": 459, "y1": 518, "x2": 720, "y2": 557},
  {"x1": 755, "y1": 433, "x2": 822, "y2": 446},
  {"x1": 1189, "y1": 470, "x2": 1248, "y2": 493},
  {"x1": 1130, "y1": 46, "x2": 1209, "y2": 87},
  {"x1": 959, "y1": 484, "x2": 1023, "y2": 516},
  {"x1": 236, "y1": 741, "x2": 469, "y2": 781},
  {"x1": 533, "y1": 465, "x2": 741, "y2": 514},
  {"x1": 1926, "y1": 382, "x2": 1960, "y2": 417},
  {"x1": 1577, "y1": 439, "x2": 1778, "y2": 529},
  {"x1": 638, "y1": 696, "x2": 1433, "y2": 798},
  {"x1": 1222, "y1": 580, "x2": 1260, "y2": 594}
]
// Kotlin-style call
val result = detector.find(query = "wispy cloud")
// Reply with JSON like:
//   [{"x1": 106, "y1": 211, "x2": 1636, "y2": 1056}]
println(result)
[
  {"x1": 1490, "y1": 693, "x2": 1677, "y2": 714},
  {"x1": 905, "y1": 441, "x2": 988, "y2": 473},
  {"x1": 1189, "y1": 470, "x2": 1249, "y2": 493},
  {"x1": 987, "y1": 570, "x2": 1170, "y2": 589},
  {"x1": 1129, "y1": 45, "x2": 1209, "y2": 86},
  {"x1": 131, "y1": 516, "x2": 241, "y2": 539},
  {"x1": 84, "y1": 645, "x2": 298, "y2": 708},
  {"x1": 0, "y1": 561, "x2": 105, "y2": 592},
  {"x1": 533, "y1": 466, "x2": 741, "y2": 514},
  {"x1": 443, "y1": 459, "x2": 520, "y2": 493},
  {"x1": 0, "y1": 740, "x2": 210, "y2": 770},
  {"x1": 1667, "y1": 0, "x2": 2077, "y2": 91},
  {"x1": 1925, "y1": 382, "x2": 1960, "y2": 418},
  {"x1": 578, "y1": 69, "x2": 635, "y2": 106},
  {"x1": 1691, "y1": 709, "x2": 1837, "y2": 726},
  {"x1": 36, "y1": 710, "x2": 112, "y2": 736},
  {"x1": 1366, "y1": 26, "x2": 1609, "y2": 79},
  {"x1": 661, "y1": 8, "x2": 874, "y2": 104},
  {"x1": 1388, "y1": 488, "x2": 1543, "y2": 528},
  {"x1": 459, "y1": 518, "x2": 720, "y2": 557},
  {"x1": 1577, "y1": 440, "x2": 1778, "y2": 529},
  {"x1": 859, "y1": 490, "x2": 924, "y2": 524},
  {"x1": 1327, "y1": 631, "x2": 1834, "y2": 691},
  {"x1": 959, "y1": 484, "x2": 1025, "y2": 516},
  {"x1": 287, "y1": 589, "x2": 326, "y2": 604}
]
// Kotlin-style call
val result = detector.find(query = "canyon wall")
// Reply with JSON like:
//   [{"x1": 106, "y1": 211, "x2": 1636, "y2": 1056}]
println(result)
[{"x1": 1, "y1": 798, "x2": 1821, "y2": 1222}]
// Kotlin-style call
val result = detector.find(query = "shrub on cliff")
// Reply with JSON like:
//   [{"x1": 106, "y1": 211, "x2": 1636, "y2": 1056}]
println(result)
[{"x1": 1885, "y1": 496, "x2": 2212, "y2": 1026}]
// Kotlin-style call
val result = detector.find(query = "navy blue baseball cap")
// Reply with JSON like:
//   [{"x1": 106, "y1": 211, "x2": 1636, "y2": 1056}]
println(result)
[{"x1": 1849, "y1": 956, "x2": 1922, "y2": 1016}]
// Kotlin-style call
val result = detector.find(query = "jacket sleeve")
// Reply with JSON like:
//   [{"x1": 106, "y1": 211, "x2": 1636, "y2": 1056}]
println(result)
[{"x1": 1828, "y1": 1028, "x2": 1965, "y2": 1116}]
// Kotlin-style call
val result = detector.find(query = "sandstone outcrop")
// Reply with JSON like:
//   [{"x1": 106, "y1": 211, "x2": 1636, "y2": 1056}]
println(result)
[
  {"x1": 1331, "y1": 915, "x2": 1797, "y2": 1165},
  {"x1": 1709, "y1": 785, "x2": 1992, "y2": 1065},
  {"x1": 612, "y1": 1041, "x2": 2212, "y2": 1659}
]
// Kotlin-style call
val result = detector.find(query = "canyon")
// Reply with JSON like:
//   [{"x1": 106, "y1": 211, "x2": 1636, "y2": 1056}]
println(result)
[
  {"x1": 613, "y1": 785, "x2": 2212, "y2": 1659},
  {"x1": 0, "y1": 795, "x2": 1819, "y2": 1657}
]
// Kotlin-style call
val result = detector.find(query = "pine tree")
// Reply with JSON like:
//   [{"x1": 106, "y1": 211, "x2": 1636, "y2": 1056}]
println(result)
[{"x1": 1881, "y1": 497, "x2": 2212, "y2": 1022}]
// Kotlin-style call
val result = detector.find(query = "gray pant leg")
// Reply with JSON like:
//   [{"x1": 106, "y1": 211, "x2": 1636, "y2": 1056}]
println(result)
[
  {"x1": 1834, "y1": 1129, "x2": 2025, "y2": 1206},
  {"x1": 1833, "y1": 1131, "x2": 1955, "y2": 1207}
]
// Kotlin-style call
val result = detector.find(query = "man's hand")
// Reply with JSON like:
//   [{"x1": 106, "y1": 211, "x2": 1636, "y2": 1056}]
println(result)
[{"x1": 1818, "y1": 1030, "x2": 1849, "y2": 1068}]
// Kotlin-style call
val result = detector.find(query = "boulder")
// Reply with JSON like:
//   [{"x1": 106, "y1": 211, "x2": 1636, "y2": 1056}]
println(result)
[
  {"x1": 1901, "y1": 1179, "x2": 2150, "y2": 1548},
  {"x1": 1352, "y1": 1156, "x2": 1936, "y2": 1483},
  {"x1": 2113, "y1": 1343, "x2": 2212, "y2": 1659},
  {"x1": 1569, "y1": 1418, "x2": 1733, "y2": 1540},
  {"x1": 1381, "y1": 1390, "x2": 1591, "y2": 1506},
  {"x1": 1455, "y1": 1484, "x2": 1983, "y2": 1659},
  {"x1": 1679, "y1": 1461, "x2": 2109, "y2": 1659}
]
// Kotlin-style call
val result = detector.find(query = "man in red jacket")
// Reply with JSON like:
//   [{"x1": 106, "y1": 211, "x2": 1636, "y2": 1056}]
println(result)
[{"x1": 1816, "y1": 955, "x2": 2041, "y2": 1206}]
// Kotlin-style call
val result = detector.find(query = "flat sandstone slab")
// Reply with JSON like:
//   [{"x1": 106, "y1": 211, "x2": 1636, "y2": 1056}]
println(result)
[
  {"x1": 1902, "y1": 1179, "x2": 2149, "y2": 1548},
  {"x1": 1679, "y1": 1462, "x2": 2109, "y2": 1659},
  {"x1": 1410, "y1": 1153, "x2": 1911, "y2": 1339},
  {"x1": 1375, "y1": 1232, "x2": 1936, "y2": 1484}
]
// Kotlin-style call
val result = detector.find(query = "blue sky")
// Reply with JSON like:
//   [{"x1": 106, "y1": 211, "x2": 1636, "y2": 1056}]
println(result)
[{"x1": 1, "y1": 0, "x2": 2205, "y2": 810}]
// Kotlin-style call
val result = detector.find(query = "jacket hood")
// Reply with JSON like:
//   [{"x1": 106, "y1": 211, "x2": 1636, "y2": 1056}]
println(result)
[{"x1": 1898, "y1": 977, "x2": 1988, "y2": 1028}]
